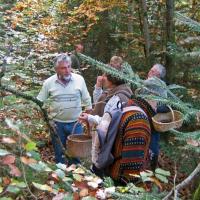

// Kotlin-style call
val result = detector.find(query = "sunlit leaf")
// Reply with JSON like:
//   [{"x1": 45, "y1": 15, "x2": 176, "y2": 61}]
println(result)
[
  {"x1": 6, "y1": 185, "x2": 20, "y2": 193},
  {"x1": 11, "y1": 180, "x2": 26, "y2": 188},
  {"x1": 92, "y1": 177, "x2": 103, "y2": 184},
  {"x1": 20, "y1": 156, "x2": 37, "y2": 165},
  {"x1": 0, "y1": 186, "x2": 3, "y2": 193},
  {"x1": 82, "y1": 196, "x2": 96, "y2": 200},
  {"x1": 25, "y1": 141, "x2": 37, "y2": 151},
  {"x1": 140, "y1": 171, "x2": 153, "y2": 177},
  {"x1": 155, "y1": 168, "x2": 171, "y2": 176},
  {"x1": 32, "y1": 182, "x2": 53, "y2": 192},
  {"x1": 84, "y1": 176, "x2": 94, "y2": 181},
  {"x1": 73, "y1": 167, "x2": 85, "y2": 174},
  {"x1": 27, "y1": 151, "x2": 41, "y2": 160},
  {"x1": 56, "y1": 163, "x2": 67, "y2": 171},
  {"x1": 1, "y1": 137, "x2": 16, "y2": 144},
  {"x1": 29, "y1": 161, "x2": 52, "y2": 172},
  {"x1": 55, "y1": 169, "x2": 65, "y2": 179},
  {"x1": 62, "y1": 177, "x2": 73, "y2": 183},
  {"x1": 0, "y1": 149, "x2": 11, "y2": 156},
  {"x1": 87, "y1": 181, "x2": 98, "y2": 189},
  {"x1": 155, "y1": 174, "x2": 168, "y2": 183},
  {"x1": 73, "y1": 174, "x2": 83, "y2": 182},
  {"x1": 66, "y1": 164, "x2": 76, "y2": 172},
  {"x1": 79, "y1": 188, "x2": 89, "y2": 198}
]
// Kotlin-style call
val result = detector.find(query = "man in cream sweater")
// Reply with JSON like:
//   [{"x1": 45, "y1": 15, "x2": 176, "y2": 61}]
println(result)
[{"x1": 37, "y1": 53, "x2": 92, "y2": 164}]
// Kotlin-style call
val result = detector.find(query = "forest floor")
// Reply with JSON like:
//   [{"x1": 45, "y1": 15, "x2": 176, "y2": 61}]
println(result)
[
  {"x1": 37, "y1": 136, "x2": 196, "y2": 199},
  {"x1": 1, "y1": 75, "x2": 200, "y2": 199}
]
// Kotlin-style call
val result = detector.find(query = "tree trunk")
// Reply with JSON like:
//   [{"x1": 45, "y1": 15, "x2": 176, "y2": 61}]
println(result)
[
  {"x1": 139, "y1": 0, "x2": 151, "y2": 66},
  {"x1": 127, "y1": 0, "x2": 134, "y2": 33},
  {"x1": 165, "y1": 0, "x2": 175, "y2": 83}
]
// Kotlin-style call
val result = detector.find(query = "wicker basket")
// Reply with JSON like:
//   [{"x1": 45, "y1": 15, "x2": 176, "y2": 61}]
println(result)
[
  {"x1": 152, "y1": 106, "x2": 183, "y2": 132},
  {"x1": 67, "y1": 121, "x2": 92, "y2": 158}
]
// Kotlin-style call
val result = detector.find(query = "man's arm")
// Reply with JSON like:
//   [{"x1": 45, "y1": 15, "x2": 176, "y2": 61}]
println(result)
[
  {"x1": 80, "y1": 77, "x2": 92, "y2": 111},
  {"x1": 37, "y1": 81, "x2": 49, "y2": 102}
]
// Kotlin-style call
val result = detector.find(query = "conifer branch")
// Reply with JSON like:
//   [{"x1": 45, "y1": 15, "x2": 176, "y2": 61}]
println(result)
[{"x1": 175, "y1": 12, "x2": 200, "y2": 33}]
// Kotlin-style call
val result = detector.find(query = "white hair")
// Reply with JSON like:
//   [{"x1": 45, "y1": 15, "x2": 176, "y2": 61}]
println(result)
[
  {"x1": 153, "y1": 64, "x2": 166, "y2": 79},
  {"x1": 54, "y1": 53, "x2": 72, "y2": 68}
]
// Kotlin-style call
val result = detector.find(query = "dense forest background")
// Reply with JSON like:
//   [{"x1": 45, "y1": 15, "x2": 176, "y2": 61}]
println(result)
[{"x1": 0, "y1": 0, "x2": 200, "y2": 199}]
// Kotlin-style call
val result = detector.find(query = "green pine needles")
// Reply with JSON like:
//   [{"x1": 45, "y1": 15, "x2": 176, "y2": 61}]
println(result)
[{"x1": 79, "y1": 53, "x2": 199, "y2": 123}]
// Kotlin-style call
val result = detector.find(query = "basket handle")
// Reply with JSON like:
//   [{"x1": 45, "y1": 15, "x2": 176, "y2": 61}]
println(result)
[
  {"x1": 71, "y1": 121, "x2": 90, "y2": 136},
  {"x1": 167, "y1": 105, "x2": 175, "y2": 122}
]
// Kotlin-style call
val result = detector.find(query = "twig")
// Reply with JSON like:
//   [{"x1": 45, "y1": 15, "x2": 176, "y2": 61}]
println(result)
[
  {"x1": 163, "y1": 162, "x2": 200, "y2": 200},
  {"x1": 18, "y1": 128, "x2": 38, "y2": 200},
  {"x1": 173, "y1": 162, "x2": 177, "y2": 200}
]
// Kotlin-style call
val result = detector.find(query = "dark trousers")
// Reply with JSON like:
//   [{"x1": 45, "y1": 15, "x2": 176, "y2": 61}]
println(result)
[{"x1": 52, "y1": 121, "x2": 83, "y2": 164}]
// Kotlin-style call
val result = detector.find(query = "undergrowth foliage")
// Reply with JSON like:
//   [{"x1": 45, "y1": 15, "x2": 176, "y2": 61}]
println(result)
[{"x1": 0, "y1": 0, "x2": 200, "y2": 199}]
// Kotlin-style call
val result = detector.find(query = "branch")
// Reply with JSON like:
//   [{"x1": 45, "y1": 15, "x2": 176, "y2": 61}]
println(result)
[
  {"x1": 0, "y1": 84, "x2": 71, "y2": 160},
  {"x1": 163, "y1": 162, "x2": 200, "y2": 200},
  {"x1": 0, "y1": 85, "x2": 43, "y2": 106}
]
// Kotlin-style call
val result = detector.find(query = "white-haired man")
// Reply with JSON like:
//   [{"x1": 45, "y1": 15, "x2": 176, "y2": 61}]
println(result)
[{"x1": 37, "y1": 54, "x2": 92, "y2": 164}]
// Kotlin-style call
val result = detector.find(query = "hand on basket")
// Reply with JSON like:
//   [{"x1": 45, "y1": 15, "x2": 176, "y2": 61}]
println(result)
[{"x1": 79, "y1": 112, "x2": 89, "y2": 123}]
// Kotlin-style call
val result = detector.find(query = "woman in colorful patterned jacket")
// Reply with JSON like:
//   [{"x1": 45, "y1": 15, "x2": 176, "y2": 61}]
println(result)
[{"x1": 79, "y1": 61, "x2": 152, "y2": 183}]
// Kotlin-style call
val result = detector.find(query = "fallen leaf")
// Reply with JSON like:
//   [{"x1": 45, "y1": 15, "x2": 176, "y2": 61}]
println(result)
[
  {"x1": 9, "y1": 164, "x2": 22, "y2": 177},
  {"x1": 73, "y1": 192, "x2": 80, "y2": 200},
  {"x1": 74, "y1": 180, "x2": 88, "y2": 189},
  {"x1": 51, "y1": 172, "x2": 59, "y2": 182},
  {"x1": 92, "y1": 177, "x2": 103, "y2": 184},
  {"x1": 1, "y1": 137, "x2": 16, "y2": 144},
  {"x1": 66, "y1": 164, "x2": 76, "y2": 172},
  {"x1": 2, "y1": 155, "x2": 16, "y2": 165},
  {"x1": 3, "y1": 177, "x2": 11, "y2": 185},
  {"x1": 0, "y1": 186, "x2": 3, "y2": 193},
  {"x1": 32, "y1": 182, "x2": 53, "y2": 192},
  {"x1": 20, "y1": 156, "x2": 37, "y2": 165},
  {"x1": 74, "y1": 167, "x2": 85, "y2": 174},
  {"x1": 87, "y1": 181, "x2": 98, "y2": 189},
  {"x1": 79, "y1": 188, "x2": 89, "y2": 197},
  {"x1": 0, "y1": 149, "x2": 11, "y2": 156},
  {"x1": 84, "y1": 176, "x2": 94, "y2": 181},
  {"x1": 73, "y1": 174, "x2": 83, "y2": 182},
  {"x1": 150, "y1": 177, "x2": 163, "y2": 191},
  {"x1": 52, "y1": 192, "x2": 71, "y2": 200}
]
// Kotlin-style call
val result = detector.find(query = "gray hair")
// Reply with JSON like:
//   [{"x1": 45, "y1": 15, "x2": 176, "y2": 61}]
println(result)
[
  {"x1": 153, "y1": 63, "x2": 166, "y2": 79},
  {"x1": 54, "y1": 53, "x2": 72, "y2": 68}
]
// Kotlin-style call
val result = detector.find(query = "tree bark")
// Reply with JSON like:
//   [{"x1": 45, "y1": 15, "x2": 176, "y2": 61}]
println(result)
[
  {"x1": 139, "y1": 0, "x2": 151, "y2": 66},
  {"x1": 165, "y1": 0, "x2": 175, "y2": 83},
  {"x1": 127, "y1": 0, "x2": 134, "y2": 33}
]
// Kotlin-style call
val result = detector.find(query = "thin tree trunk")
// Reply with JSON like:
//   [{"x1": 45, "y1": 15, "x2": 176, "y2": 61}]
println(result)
[
  {"x1": 165, "y1": 0, "x2": 175, "y2": 83},
  {"x1": 140, "y1": 0, "x2": 151, "y2": 66},
  {"x1": 127, "y1": 0, "x2": 134, "y2": 33}
]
